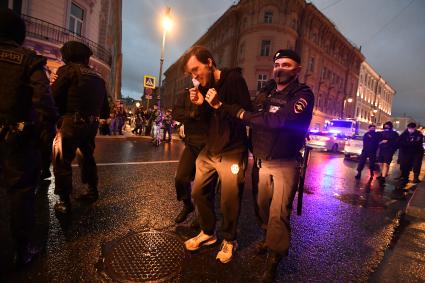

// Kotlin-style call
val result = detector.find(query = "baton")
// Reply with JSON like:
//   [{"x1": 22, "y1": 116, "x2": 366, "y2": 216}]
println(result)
[{"x1": 297, "y1": 145, "x2": 311, "y2": 216}]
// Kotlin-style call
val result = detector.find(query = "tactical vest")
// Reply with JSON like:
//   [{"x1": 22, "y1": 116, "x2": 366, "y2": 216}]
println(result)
[
  {"x1": 64, "y1": 63, "x2": 106, "y2": 117},
  {"x1": 0, "y1": 43, "x2": 45, "y2": 123}
]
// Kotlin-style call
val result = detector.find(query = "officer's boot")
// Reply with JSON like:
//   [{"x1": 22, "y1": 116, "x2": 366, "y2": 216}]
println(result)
[
  {"x1": 413, "y1": 175, "x2": 421, "y2": 184},
  {"x1": 355, "y1": 171, "x2": 361, "y2": 180},
  {"x1": 78, "y1": 186, "x2": 99, "y2": 202},
  {"x1": 260, "y1": 250, "x2": 282, "y2": 283},
  {"x1": 54, "y1": 195, "x2": 71, "y2": 214},
  {"x1": 174, "y1": 199, "x2": 194, "y2": 224}
]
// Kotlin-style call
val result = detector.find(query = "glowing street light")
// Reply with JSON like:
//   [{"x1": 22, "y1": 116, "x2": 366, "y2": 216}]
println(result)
[
  {"x1": 157, "y1": 7, "x2": 173, "y2": 109},
  {"x1": 136, "y1": 102, "x2": 140, "y2": 108},
  {"x1": 342, "y1": 97, "x2": 353, "y2": 118}
]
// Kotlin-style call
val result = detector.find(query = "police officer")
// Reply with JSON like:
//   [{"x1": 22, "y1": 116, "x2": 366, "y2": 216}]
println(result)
[
  {"x1": 209, "y1": 49, "x2": 314, "y2": 282},
  {"x1": 0, "y1": 9, "x2": 58, "y2": 266},
  {"x1": 355, "y1": 124, "x2": 380, "y2": 180},
  {"x1": 377, "y1": 121, "x2": 399, "y2": 185},
  {"x1": 52, "y1": 41, "x2": 110, "y2": 213},
  {"x1": 398, "y1": 122, "x2": 424, "y2": 187}
]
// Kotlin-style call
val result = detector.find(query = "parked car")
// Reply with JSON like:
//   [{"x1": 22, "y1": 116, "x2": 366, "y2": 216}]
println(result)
[
  {"x1": 344, "y1": 135, "x2": 363, "y2": 159},
  {"x1": 307, "y1": 131, "x2": 347, "y2": 153}
]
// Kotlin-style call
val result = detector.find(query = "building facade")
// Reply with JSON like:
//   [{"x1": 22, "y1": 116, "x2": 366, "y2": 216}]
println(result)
[
  {"x1": 355, "y1": 61, "x2": 396, "y2": 130},
  {"x1": 162, "y1": 0, "x2": 364, "y2": 130},
  {"x1": 2, "y1": 0, "x2": 122, "y2": 100}
]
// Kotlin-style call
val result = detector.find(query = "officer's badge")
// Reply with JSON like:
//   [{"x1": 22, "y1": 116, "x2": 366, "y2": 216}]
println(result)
[
  {"x1": 294, "y1": 98, "x2": 308, "y2": 114},
  {"x1": 269, "y1": 105, "x2": 280, "y2": 113},
  {"x1": 0, "y1": 49, "x2": 23, "y2": 64}
]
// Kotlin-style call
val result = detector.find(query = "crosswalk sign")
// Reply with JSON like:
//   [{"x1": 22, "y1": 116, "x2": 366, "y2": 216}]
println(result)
[{"x1": 143, "y1": 75, "x2": 156, "y2": 89}]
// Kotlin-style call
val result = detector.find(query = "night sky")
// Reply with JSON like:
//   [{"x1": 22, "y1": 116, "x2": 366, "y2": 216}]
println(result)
[{"x1": 122, "y1": 0, "x2": 425, "y2": 123}]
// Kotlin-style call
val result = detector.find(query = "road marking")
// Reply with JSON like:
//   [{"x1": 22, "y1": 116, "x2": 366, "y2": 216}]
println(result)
[{"x1": 72, "y1": 160, "x2": 179, "y2": 167}]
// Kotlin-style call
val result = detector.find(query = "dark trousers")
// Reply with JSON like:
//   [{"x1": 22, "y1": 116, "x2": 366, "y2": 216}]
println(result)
[
  {"x1": 53, "y1": 117, "x2": 99, "y2": 199},
  {"x1": 163, "y1": 126, "x2": 172, "y2": 141},
  {"x1": 400, "y1": 152, "x2": 423, "y2": 182},
  {"x1": 191, "y1": 147, "x2": 247, "y2": 241},
  {"x1": 357, "y1": 150, "x2": 376, "y2": 174},
  {"x1": 0, "y1": 130, "x2": 40, "y2": 251},
  {"x1": 256, "y1": 159, "x2": 299, "y2": 255},
  {"x1": 175, "y1": 140, "x2": 206, "y2": 206}
]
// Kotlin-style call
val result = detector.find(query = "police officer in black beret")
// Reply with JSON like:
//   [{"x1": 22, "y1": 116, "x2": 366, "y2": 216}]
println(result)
[
  {"x1": 398, "y1": 122, "x2": 424, "y2": 187},
  {"x1": 355, "y1": 124, "x2": 380, "y2": 180},
  {"x1": 0, "y1": 9, "x2": 58, "y2": 266},
  {"x1": 376, "y1": 121, "x2": 399, "y2": 185},
  {"x1": 207, "y1": 49, "x2": 314, "y2": 282},
  {"x1": 52, "y1": 41, "x2": 110, "y2": 213}
]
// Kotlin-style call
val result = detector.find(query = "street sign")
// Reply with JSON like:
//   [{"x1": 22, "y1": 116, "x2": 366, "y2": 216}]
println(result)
[
  {"x1": 145, "y1": 87, "x2": 153, "y2": 96},
  {"x1": 143, "y1": 75, "x2": 156, "y2": 89}
]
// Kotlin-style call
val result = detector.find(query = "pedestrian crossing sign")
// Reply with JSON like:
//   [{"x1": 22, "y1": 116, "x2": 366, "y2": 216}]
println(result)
[{"x1": 143, "y1": 75, "x2": 156, "y2": 89}]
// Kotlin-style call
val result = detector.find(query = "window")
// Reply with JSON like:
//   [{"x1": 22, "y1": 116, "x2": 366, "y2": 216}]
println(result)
[
  {"x1": 257, "y1": 74, "x2": 268, "y2": 91},
  {"x1": 264, "y1": 11, "x2": 273, "y2": 24},
  {"x1": 69, "y1": 2, "x2": 84, "y2": 36},
  {"x1": 260, "y1": 40, "x2": 271, "y2": 56}
]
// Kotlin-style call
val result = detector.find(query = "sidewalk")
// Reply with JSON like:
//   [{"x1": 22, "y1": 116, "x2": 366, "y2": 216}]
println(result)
[{"x1": 371, "y1": 182, "x2": 425, "y2": 282}]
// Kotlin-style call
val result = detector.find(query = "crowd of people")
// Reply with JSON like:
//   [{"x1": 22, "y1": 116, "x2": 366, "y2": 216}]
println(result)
[
  {"x1": 356, "y1": 121, "x2": 424, "y2": 189},
  {"x1": 99, "y1": 104, "x2": 176, "y2": 144}
]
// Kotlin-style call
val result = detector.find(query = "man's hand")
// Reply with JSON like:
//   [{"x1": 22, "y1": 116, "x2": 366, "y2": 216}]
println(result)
[
  {"x1": 205, "y1": 88, "x2": 221, "y2": 109},
  {"x1": 189, "y1": 87, "x2": 204, "y2": 105},
  {"x1": 380, "y1": 140, "x2": 388, "y2": 144}
]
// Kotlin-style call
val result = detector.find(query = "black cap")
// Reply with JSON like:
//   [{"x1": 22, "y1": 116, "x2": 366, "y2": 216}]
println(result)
[
  {"x1": 60, "y1": 41, "x2": 93, "y2": 63},
  {"x1": 0, "y1": 9, "x2": 26, "y2": 45},
  {"x1": 273, "y1": 49, "x2": 301, "y2": 64},
  {"x1": 407, "y1": 122, "x2": 417, "y2": 128}
]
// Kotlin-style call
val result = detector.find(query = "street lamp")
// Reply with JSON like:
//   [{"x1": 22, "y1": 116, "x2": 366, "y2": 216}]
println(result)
[
  {"x1": 136, "y1": 102, "x2": 140, "y2": 108},
  {"x1": 157, "y1": 7, "x2": 172, "y2": 109}
]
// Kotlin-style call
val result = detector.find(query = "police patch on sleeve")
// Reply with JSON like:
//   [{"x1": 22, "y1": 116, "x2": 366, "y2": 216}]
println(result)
[
  {"x1": 293, "y1": 98, "x2": 308, "y2": 114},
  {"x1": 269, "y1": 105, "x2": 280, "y2": 113}
]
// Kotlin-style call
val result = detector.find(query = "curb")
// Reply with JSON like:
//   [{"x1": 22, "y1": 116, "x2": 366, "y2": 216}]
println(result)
[{"x1": 405, "y1": 182, "x2": 425, "y2": 220}]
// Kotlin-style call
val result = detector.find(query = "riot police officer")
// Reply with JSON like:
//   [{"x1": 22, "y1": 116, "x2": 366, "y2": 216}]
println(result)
[
  {"x1": 377, "y1": 121, "x2": 399, "y2": 185},
  {"x1": 355, "y1": 124, "x2": 380, "y2": 180},
  {"x1": 52, "y1": 41, "x2": 110, "y2": 213},
  {"x1": 208, "y1": 49, "x2": 314, "y2": 282},
  {"x1": 0, "y1": 9, "x2": 58, "y2": 266},
  {"x1": 398, "y1": 122, "x2": 424, "y2": 187}
]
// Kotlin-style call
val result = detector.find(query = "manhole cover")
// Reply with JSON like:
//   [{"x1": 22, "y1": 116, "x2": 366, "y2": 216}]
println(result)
[{"x1": 101, "y1": 230, "x2": 186, "y2": 282}]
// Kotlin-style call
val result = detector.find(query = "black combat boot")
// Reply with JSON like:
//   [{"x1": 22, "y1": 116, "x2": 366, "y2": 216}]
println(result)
[
  {"x1": 54, "y1": 196, "x2": 71, "y2": 214},
  {"x1": 78, "y1": 186, "x2": 99, "y2": 202},
  {"x1": 260, "y1": 250, "x2": 282, "y2": 283},
  {"x1": 174, "y1": 203, "x2": 194, "y2": 224},
  {"x1": 355, "y1": 171, "x2": 361, "y2": 180}
]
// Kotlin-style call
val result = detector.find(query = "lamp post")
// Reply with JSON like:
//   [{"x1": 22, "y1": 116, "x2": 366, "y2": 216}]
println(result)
[
  {"x1": 157, "y1": 7, "x2": 172, "y2": 109},
  {"x1": 342, "y1": 97, "x2": 353, "y2": 118}
]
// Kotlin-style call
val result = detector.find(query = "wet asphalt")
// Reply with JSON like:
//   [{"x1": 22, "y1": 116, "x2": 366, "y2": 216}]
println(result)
[{"x1": 0, "y1": 136, "x2": 423, "y2": 282}]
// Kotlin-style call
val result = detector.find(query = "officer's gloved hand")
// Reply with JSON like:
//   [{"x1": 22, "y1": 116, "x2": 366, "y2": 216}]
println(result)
[{"x1": 56, "y1": 117, "x2": 64, "y2": 130}]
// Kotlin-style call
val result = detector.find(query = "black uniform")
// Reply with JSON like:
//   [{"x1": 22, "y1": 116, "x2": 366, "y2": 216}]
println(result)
[
  {"x1": 357, "y1": 131, "x2": 380, "y2": 176},
  {"x1": 52, "y1": 62, "x2": 109, "y2": 205},
  {"x1": 223, "y1": 78, "x2": 314, "y2": 255},
  {"x1": 377, "y1": 129, "x2": 399, "y2": 164},
  {"x1": 0, "y1": 39, "x2": 58, "y2": 263},
  {"x1": 398, "y1": 129, "x2": 424, "y2": 184},
  {"x1": 172, "y1": 91, "x2": 211, "y2": 215}
]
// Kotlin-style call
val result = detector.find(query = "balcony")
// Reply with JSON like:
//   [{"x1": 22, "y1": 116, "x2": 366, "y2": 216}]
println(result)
[{"x1": 22, "y1": 14, "x2": 112, "y2": 66}]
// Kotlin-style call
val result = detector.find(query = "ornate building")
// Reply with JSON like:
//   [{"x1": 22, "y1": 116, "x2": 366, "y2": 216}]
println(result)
[
  {"x1": 162, "y1": 0, "x2": 365, "y2": 130},
  {"x1": 355, "y1": 61, "x2": 396, "y2": 129},
  {"x1": 2, "y1": 0, "x2": 122, "y2": 100}
]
